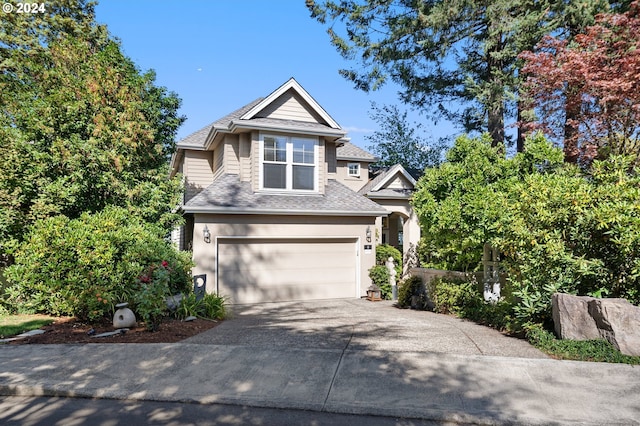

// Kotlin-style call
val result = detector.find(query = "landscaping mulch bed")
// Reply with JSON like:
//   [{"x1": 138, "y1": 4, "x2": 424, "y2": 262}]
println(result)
[{"x1": 5, "y1": 316, "x2": 220, "y2": 345}]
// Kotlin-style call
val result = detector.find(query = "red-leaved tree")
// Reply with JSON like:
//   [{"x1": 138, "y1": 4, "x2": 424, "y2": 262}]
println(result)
[{"x1": 520, "y1": 2, "x2": 640, "y2": 165}]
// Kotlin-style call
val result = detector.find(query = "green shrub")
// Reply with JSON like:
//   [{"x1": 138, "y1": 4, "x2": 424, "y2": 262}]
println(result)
[
  {"x1": 430, "y1": 277, "x2": 478, "y2": 315},
  {"x1": 397, "y1": 275, "x2": 427, "y2": 308},
  {"x1": 428, "y1": 276, "x2": 515, "y2": 331},
  {"x1": 174, "y1": 292, "x2": 226, "y2": 320},
  {"x1": 368, "y1": 265, "x2": 391, "y2": 299},
  {"x1": 376, "y1": 244, "x2": 402, "y2": 277},
  {"x1": 133, "y1": 262, "x2": 172, "y2": 330},
  {"x1": 4, "y1": 207, "x2": 193, "y2": 322},
  {"x1": 413, "y1": 134, "x2": 640, "y2": 327}
]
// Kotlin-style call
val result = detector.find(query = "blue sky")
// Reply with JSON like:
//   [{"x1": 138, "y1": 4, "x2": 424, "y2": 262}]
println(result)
[{"x1": 95, "y1": 0, "x2": 457, "y2": 148}]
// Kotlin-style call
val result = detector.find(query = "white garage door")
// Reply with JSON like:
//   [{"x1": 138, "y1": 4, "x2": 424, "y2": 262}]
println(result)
[{"x1": 217, "y1": 238, "x2": 358, "y2": 304}]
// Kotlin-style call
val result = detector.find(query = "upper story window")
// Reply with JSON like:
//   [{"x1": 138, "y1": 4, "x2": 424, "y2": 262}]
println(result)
[
  {"x1": 347, "y1": 162, "x2": 360, "y2": 177},
  {"x1": 260, "y1": 134, "x2": 318, "y2": 192}
]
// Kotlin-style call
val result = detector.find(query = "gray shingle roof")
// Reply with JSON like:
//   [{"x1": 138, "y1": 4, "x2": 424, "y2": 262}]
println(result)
[
  {"x1": 184, "y1": 174, "x2": 388, "y2": 216},
  {"x1": 176, "y1": 123, "x2": 214, "y2": 149},
  {"x1": 337, "y1": 142, "x2": 377, "y2": 162},
  {"x1": 177, "y1": 98, "x2": 264, "y2": 149}
]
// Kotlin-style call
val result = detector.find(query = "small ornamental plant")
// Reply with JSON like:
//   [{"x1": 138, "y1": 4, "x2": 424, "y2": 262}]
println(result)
[{"x1": 133, "y1": 261, "x2": 172, "y2": 331}]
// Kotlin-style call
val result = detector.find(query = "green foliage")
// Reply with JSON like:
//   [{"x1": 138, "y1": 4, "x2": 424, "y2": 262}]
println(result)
[
  {"x1": 368, "y1": 265, "x2": 391, "y2": 299},
  {"x1": 365, "y1": 103, "x2": 443, "y2": 171},
  {"x1": 429, "y1": 277, "x2": 478, "y2": 316},
  {"x1": 174, "y1": 292, "x2": 227, "y2": 321},
  {"x1": 0, "y1": 10, "x2": 184, "y2": 256},
  {"x1": 369, "y1": 244, "x2": 403, "y2": 300},
  {"x1": 413, "y1": 134, "x2": 519, "y2": 271},
  {"x1": 397, "y1": 275, "x2": 426, "y2": 309},
  {"x1": 413, "y1": 133, "x2": 640, "y2": 329},
  {"x1": 376, "y1": 244, "x2": 402, "y2": 277},
  {"x1": 133, "y1": 263, "x2": 171, "y2": 331},
  {"x1": 428, "y1": 276, "x2": 515, "y2": 331},
  {"x1": 307, "y1": 0, "x2": 568, "y2": 146},
  {"x1": 526, "y1": 324, "x2": 640, "y2": 364},
  {"x1": 4, "y1": 207, "x2": 193, "y2": 322}
]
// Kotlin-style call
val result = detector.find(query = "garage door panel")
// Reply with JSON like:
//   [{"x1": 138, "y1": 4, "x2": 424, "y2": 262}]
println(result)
[{"x1": 217, "y1": 238, "x2": 357, "y2": 304}]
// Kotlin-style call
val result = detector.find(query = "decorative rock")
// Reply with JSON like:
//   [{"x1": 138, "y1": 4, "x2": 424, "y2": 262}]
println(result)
[
  {"x1": 92, "y1": 329, "x2": 128, "y2": 338},
  {"x1": 552, "y1": 293, "x2": 600, "y2": 340},
  {"x1": 552, "y1": 293, "x2": 640, "y2": 357},
  {"x1": 184, "y1": 316, "x2": 197, "y2": 322},
  {"x1": 113, "y1": 303, "x2": 136, "y2": 329},
  {"x1": 166, "y1": 294, "x2": 183, "y2": 311},
  {"x1": 588, "y1": 298, "x2": 640, "y2": 357}
]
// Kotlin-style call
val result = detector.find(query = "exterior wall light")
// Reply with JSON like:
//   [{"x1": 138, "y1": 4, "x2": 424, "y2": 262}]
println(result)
[
  {"x1": 366, "y1": 225, "x2": 372, "y2": 243},
  {"x1": 203, "y1": 225, "x2": 211, "y2": 244}
]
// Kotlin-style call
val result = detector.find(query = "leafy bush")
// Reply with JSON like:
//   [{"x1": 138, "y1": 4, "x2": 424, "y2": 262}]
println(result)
[
  {"x1": 174, "y1": 292, "x2": 226, "y2": 321},
  {"x1": 133, "y1": 261, "x2": 172, "y2": 330},
  {"x1": 429, "y1": 277, "x2": 478, "y2": 315},
  {"x1": 368, "y1": 243, "x2": 403, "y2": 300},
  {"x1": 4, "y1": 207, "x2": 193, "y2": 321},
  {"x1": 413, "y1": 133, "x2": 640, "y2": 328},
  {"x1": 376, "y1": 244, "x2": 402, "y2": 277},
  {"x1": 368, "y1": 265, "x2": 391, "y2": 299},
  {"x1": 397, "y1": 275, "x2": 427, "y2": 309}
]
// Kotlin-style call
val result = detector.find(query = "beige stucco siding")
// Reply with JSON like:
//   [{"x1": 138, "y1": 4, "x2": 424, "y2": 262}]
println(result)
[
  {"x1": 183, "y1": 150, "x2": 214, "y2": 201},
  {"x1": 255, "y1": 89, "x2": 324, "y2": 123},
  {"x1": 371, "y1": 198, "x2": 421, "y2": 272},
  {"x1": 191, "y1": 214, "x2": 377, "y2": 302}
]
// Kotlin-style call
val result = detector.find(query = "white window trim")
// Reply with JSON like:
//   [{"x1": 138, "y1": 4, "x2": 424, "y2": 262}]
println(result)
[
  {"x1": 259, "y1": 133, "x2": 319, "y2": 192},
  {"x1": 347, "y1": 162, "x2": 361, "y2": 178}
]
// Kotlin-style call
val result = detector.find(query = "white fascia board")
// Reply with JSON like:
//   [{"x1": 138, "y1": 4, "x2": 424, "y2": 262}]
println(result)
[
  {"x1": 239, "y1": 78, "x2": 342, "y2": 129},
  {"x1": 366, "y1": 193, "x2": 413, "y2": 200},
  {"x1": 371, "y1": 164, "x2": 417, "y2": 192},
  {"x1": 182, "y1": 206, "x2": 389, "y2": 217}
]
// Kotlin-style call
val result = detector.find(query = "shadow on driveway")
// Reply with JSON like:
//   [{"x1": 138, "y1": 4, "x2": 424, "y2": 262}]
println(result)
[{"x1": 184, "y1": 298, "x2": 547, "y2": 359}]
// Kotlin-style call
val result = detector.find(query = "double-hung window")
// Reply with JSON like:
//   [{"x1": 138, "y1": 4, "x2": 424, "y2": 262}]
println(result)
[
  {"x1": 347, "y1": 162, "x2": 360, "y2": 177},
  {"x1": 261, "y1": 134, "x2": 318, "y2": 191}
]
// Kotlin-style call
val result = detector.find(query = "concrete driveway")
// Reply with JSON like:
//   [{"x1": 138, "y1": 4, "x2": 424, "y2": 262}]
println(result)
[{"x1": 184, "y1": 298, "x2": 547, "y2": 358}]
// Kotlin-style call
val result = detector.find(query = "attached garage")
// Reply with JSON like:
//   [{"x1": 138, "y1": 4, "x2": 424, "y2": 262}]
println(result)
[{"x1": 216, "y1": 237, "x2": 359, "y2": 304}]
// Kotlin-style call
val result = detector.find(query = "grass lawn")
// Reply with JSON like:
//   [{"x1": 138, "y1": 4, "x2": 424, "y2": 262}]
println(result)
[{"x1": 0, "y1": 314, "x2": 58, "y2": 339}]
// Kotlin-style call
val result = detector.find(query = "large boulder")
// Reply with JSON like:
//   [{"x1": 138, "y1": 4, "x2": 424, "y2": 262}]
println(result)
[
  {"x1": 588, "y1": 298, "x2": 640, "y2": 357},
  {"x1": 552, "y1": 293, "x2": 640, "y2": 357},
  {"x1": 552, "y1": 293, "x2": 600, "y2": 340}
]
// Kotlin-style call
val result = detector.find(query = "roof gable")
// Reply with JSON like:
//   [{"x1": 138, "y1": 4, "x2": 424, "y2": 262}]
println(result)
[
  {"x1": 359, "y1": 164, "x2": 417, "y2": 199},
  {"x1": 240, "y1": 78, "x2": 341, "y2": 129},
  {"x1": 371, "y1": 164, "x2": 417, "y2": 192}
]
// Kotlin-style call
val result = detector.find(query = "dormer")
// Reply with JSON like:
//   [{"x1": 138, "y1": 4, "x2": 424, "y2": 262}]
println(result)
[{"x1": 171, "y1": 78, "x2": 348, "y2": 200}]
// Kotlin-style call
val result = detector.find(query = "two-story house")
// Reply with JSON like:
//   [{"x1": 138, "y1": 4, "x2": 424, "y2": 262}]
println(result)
[{"x1": 170, "y1": 78, "x2": 419, "y2": 304}]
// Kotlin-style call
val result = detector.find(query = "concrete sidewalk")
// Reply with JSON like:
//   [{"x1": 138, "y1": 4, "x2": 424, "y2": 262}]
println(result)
[
  {"x1": 1, "y1": 300, "x2": 639, "y2": 425},
  {"x1": 0, "y1": 343, "x2": 639, "y2": 425}
]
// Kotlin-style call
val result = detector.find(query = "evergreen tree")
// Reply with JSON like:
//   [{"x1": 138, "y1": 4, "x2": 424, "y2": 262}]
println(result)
[{"x1": 0, "y1": 0, "x2": 185, "y2": 256}]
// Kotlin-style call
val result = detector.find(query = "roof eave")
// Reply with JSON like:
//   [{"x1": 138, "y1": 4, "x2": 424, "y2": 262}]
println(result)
[
  {"x1": 229, "y1": 120, "x2": 347, "y2": 139},
  {"x1": 183, "y1": 206, "x2": 388, "y2": 216},
  {"x1": 365, "y1": 193, "x2": 413, "y2": 200},
  {"x1": 337, "y1": 156, "x2": 378, "y2": 163}
]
